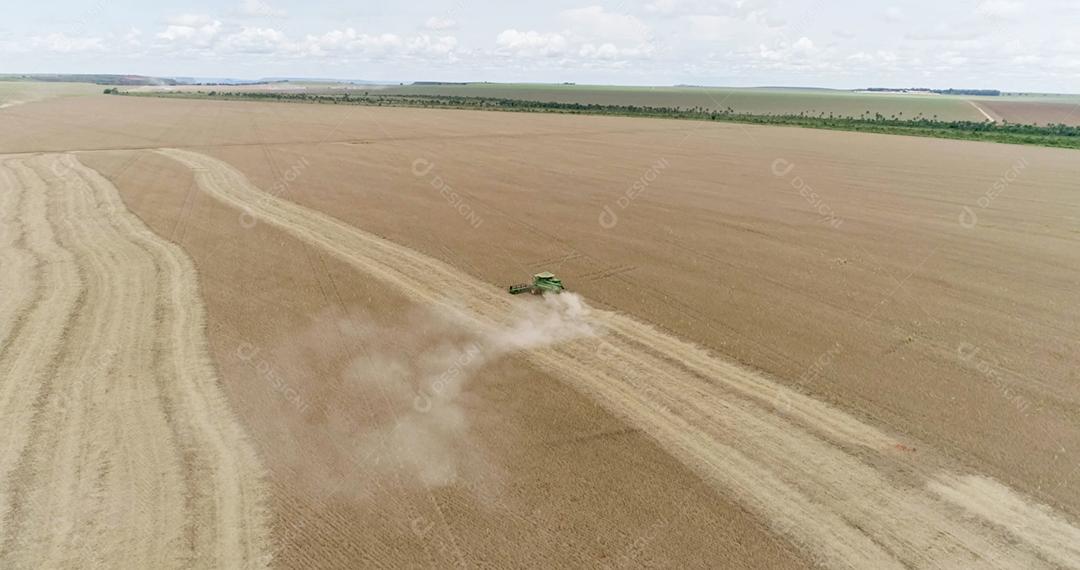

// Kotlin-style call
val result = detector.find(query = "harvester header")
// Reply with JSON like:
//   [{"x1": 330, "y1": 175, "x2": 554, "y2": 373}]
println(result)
[{"x1": 508, "y1": 272, "x2": 565, "y2": 295}]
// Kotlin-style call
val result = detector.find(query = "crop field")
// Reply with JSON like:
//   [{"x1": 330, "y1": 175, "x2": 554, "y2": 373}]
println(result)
[
  {"x1": 975, "y1": 98, "x2": 1080, "y2": 126},
  {"x1": 381, "y1": 85, "x2": 1080, "y2": 126},
  {"x1": 147, "y1": 82, "x2": 1080, "y2": 128},
  {"x1": 376, "y1": 84, "x2": 990, "y2": 120},
  {"x1": 2, "y1": 94, "x2": 1080, "y2": 568},
  {"x1": 153, "y1": 82, "x2": 987, "y2": 122},
  {"x1": 0, "y1": 81, "x2": 101, "y2": 109}
]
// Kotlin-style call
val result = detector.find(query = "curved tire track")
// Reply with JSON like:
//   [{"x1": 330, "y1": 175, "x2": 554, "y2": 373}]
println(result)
[
  {"x1": 159, "y1": 147, "x2": 1080, "y2": 569},
  {"x1": 0, "y1": 154, "x2": 270, "y2": 569}
]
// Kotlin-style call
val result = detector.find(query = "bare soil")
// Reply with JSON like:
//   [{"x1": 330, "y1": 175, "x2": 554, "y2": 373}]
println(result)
[
  {"x1": 978, "y1": 99, "x2": 1080, "y2": 126},
  {"x1": 3, "y1": 95, "x2": 1079, "y2": 568}
]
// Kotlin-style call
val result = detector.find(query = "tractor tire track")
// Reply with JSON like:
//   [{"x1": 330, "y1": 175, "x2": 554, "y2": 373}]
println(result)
[
  {"x1": 159, "y1": 147, "x2": 1080, "y2": 569},
  {"x1": 0, "y1": 163, "x2": 37, "y2": 352},
  {"x1": 0, "y1": 157, "x2": 84, "y2": 548},
  {"x1": 967, "y1": 100, "x2": 999, "y2": 123},
  {"x1": 0, "y1": 154, "x2": 270, "y2": 569}
]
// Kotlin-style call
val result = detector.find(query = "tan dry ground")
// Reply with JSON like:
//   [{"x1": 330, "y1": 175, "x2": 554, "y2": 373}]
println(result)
[
  {"x1": 2, "y1": 95, "x2": 1080, "y2": 568},
  {"x1": 0, "y1": 82, "x2": 102, "y2": 110},
  {"x1": 977, "y1": 99, "x2": 1080, "y2": 126},
  {"x1": 0, "y1": 153, "x2": 269, "y2": 568},
  {"x1": 70, "y1": 152, "x2": 803, "y2": 569}
]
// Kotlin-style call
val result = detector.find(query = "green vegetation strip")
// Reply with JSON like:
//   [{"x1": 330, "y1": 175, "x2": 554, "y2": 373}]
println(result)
[{"x1": 119, "y1": 90, "x2": 1080, "y2": 150}]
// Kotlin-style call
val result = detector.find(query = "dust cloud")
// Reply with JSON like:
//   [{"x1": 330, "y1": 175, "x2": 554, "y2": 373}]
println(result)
[
  {"x1": 269, "y1": 293, "x2": 596, "y2": 502},
  {"x1": 356, "y1": 293, "x2": 596, "y2": 489}
]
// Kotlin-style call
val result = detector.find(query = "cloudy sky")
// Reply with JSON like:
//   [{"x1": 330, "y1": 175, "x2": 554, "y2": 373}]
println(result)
[{"x1": 2, "y1": 0, "x2": 1077, "y2": 92}]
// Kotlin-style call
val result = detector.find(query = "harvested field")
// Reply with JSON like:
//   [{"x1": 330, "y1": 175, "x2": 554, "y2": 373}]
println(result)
[
  {"x1": 74, "y1": 149, "x2": 803, "y2": 568},
  {"x1": 0, "y1": 153, "x2": 269, "y2": 568},
  {"x1": 976, "y1": 99, "x2": 1080, "y2": 126},
  {"x1": 156, "y1": 146, "x2": 1080, "y2": 568},
  {"x1": 2, "y1": 94, "x2": 1080, "y2": 568},
  {"x1": 0, "y1": 82, "x2": 101, "y2": 110}
]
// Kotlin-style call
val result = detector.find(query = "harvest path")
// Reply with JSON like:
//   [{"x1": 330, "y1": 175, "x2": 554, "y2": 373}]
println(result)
[
  {"x1": 968, "y1": 99, "x2": 999, "y2": 123},
  {"x1": 161, "y1": 148, "x2": 1080, "y2": 569},
  {"x1": 0, "y1": 154, "x2": 269, "y2": 568}
]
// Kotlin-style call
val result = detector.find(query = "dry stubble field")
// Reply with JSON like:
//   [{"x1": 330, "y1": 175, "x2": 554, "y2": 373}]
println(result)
[
  {"x1": 1, "y1": 95, "x2": 1079, "y2": 568},
  {"x1": 976, "y1": 98, "x2": 1080, "y2": 127}
]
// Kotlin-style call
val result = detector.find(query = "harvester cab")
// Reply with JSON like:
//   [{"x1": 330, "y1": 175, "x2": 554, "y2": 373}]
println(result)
[{"x1": 508, "y1": 272, "x2": 565, "y2": 295}]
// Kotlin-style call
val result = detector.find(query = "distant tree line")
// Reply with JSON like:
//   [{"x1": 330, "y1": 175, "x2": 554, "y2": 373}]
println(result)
[
  {"x1": 2, "y1": 73, "x2": 176, "y2": 86},
  {"x1": 934, "y1": 88, "x2": 1001, "y2": 96},
  {"x1": 864, "y1": 87, "x2": 1001, "y2": 96}
]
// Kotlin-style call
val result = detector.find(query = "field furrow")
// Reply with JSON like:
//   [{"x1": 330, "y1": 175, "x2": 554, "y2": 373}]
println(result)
[
  {"x1": 0, "y1": 164, "x2": 37, "y2": 351},
  {"x1": 160, "y1": 147, "x2": 1080, "y2": 569},
  {"x1": 0, "y1": 154, "x2": 270, "y2": 569},
  {"x1": 0, "y1": 158, "x2": 84, "y2": 548}
]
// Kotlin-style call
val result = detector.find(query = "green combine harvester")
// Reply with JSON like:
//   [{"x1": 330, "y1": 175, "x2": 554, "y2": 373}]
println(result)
[{"x1": 508, "y1": 272, "x2": 565, "y2": 295}]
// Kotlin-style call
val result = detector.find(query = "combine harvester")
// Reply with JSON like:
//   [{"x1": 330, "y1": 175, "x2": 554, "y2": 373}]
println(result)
[{"x1": 508, "y1": 272, "x2": 565, "y2": 295}]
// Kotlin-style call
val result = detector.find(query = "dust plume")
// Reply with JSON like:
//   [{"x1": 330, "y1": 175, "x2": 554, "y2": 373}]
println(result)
[
  {"x1": 266, "y1": 293, "x2": 596, "y2": 502},
  {"x1": 356, "y1": 293, "x2": 596, "y2": 489}
]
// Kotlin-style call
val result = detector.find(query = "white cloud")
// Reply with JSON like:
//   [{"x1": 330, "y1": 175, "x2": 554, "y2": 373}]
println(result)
[
  {"x1": 938, "y1": 52, "x2": 970, "y2": 66},
  {"x1": 560, "y1": 6, "x2": 650, "y2": 44},
  {"x1": 31, "y1": 32, "x2": 104, "y2": 53},
  {"x1": 685, "y1": 10, "x2": 785, "y2": 44},
  {"x1": 877, "y1": 50, "x2": 899, "y2": 63},
  {"x1": 157, "y1": 15, "x2": 222, "y2": 47},
  {"x1": 645, "y1": 0, "x2": 777, "y2": 21},
  {"x1": 425, "y1": 17, "x2": 457, "y2": 31},
  {"x1": 686, "y1": 15, "x2": 733, "y2": 40},
  {"x1": 577, "y1": 42, "x2": 655, "y2": 61},
  {"x1": 579, "y1": 43, "x2": 619, "y2": 60},
  {"x1": 906, "y1": 24, "x2": 980, "y2": 42},
  {"x1": 495, "y1": 29, "x2": 568, "y2": 57},
  {"x1": 0, "y1": 1, "x2": 1074, "y2": 92},
  {"x1": 753, "y1": 13, "x2": 787, "y2": 28},
  {"x1": 976, "y1": 0, "x2": 1025, "y2": 18},
  {"x1": 123, "y1": 28, "x2": 143, "y2": 47},
  {"x1": 407, "y1": 35, "x2": 458, "y2": 58},
  {"x1": 238, "y1": 0, "x2": 287, "y2": 18},
  {"x1": 165, "y1": 14, "x2": 216, "y2": 27},
  {"x1": 749, "y1": 36, "x2": 820, "y2": 67},
  {"x1": 494, "y1": 7, "x2": 660, "y2": 64},
  {"x1": 220, "y1": 27, "x2": 288, "y2": 53},
  {"x1": 299, "y1": 29, "x2": 402, "y2": 57},
  {"x1": 848, "y1": 50, "x2": 899, "y2": 65},
  {"x1": 644, "y1": 0, "x2": 681, "y2": 15},
  {"x1": 294, "y1": 29, "x2": 457, "y2": 61}
]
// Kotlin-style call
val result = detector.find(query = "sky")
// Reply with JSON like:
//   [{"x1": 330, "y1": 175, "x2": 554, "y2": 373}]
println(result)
[{"x1": 1, "y1": 0, "x2": 1078, "y2": 92}]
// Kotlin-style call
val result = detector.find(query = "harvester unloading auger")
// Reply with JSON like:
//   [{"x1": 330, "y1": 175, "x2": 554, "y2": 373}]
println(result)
[{"x1": 508, "y1": 272, "x2": 565, "y2": 295}]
